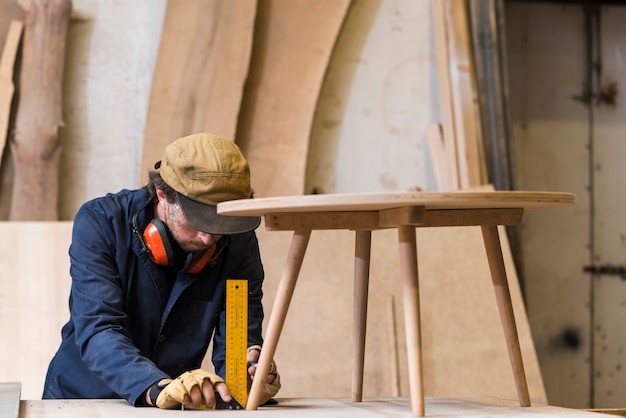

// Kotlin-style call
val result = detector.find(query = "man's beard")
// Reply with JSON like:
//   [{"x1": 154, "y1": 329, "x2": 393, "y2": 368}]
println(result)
[{"x1": 177, "y1": 239, "x2": 213, "y2": 253}]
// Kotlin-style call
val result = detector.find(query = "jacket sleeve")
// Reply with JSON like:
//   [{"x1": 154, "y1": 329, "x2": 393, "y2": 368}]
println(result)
[
  {"x1": 211, "y1": 231, "x2": 265, "y2": 377},
  {"x1": 68, "y1": 204, "x2": 168, "y2": 405}
]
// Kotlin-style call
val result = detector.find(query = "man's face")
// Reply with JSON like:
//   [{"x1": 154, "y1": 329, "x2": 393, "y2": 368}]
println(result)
[{"x1": 165, "y1": 201, "x2": 222, "y2": 253}]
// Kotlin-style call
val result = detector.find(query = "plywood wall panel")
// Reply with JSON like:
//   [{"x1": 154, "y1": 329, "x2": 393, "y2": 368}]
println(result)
[
  {"x1": 236, "y1": 0, "x2": 351, "y2": 197},
  {"x1": 305, "y1": 1, "x2": 435, "y2": 196},
  {"x1": 140, "y1": 0, "x2": 256, "y2": 183},
  {"x1": 0, "y1": 222, "x2": 72, "y2": 399}
]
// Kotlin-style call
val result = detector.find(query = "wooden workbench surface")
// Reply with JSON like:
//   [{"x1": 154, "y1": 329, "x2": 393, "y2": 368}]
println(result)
[{"x1": 18, "y1": 398, "x2": 613, "y2": 417}]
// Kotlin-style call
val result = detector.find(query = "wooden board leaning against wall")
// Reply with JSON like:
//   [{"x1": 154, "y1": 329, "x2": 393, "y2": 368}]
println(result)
[
  {"x1": 234, "y1": 0, "x2": 351, "y2": 197},
  {"x1": 0, "y1": 21, "x2": 22, "y2": 173},
  {"x1": 8, "y1": 0, "x2": 71, "y2": 221},
  {"x1": 140, "y1": 0, "x2": 256, "y2": 185},
  {"x1": 0, "y1": 1, "x2": 20, "y2": 219},
  {"x1": 140, "y1": 0, "x2": 351, "y2": 198}
]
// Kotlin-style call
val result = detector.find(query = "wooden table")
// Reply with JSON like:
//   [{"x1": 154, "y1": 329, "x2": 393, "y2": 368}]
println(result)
[{"x1": 217, "y1": 191, "x2": 576, "y2": 416}]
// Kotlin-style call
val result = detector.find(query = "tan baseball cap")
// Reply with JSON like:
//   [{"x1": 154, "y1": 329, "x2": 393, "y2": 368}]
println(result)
[{"x1": 157, "y1": 133, "x2": 261, "y2": 235}]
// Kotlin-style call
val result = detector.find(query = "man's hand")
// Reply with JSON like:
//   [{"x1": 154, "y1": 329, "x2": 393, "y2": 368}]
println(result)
[
  {"x1": 247, "y1": 345, "x2": 278, "y2": 384},
  {"x1": 146, "y1": 369, "x2": 232, "y2": 409},
  {"x1": 246, "y1": 345, "x2": 281, "y2": 405}
]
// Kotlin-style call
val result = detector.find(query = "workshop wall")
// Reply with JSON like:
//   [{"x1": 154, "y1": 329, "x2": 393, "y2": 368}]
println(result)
[
  {"x1": 0, "y1": 0, "x2": 588, "y2": 412},
  {"x1": 506, "y1": 1, "x2": 626, "y2": 410}
]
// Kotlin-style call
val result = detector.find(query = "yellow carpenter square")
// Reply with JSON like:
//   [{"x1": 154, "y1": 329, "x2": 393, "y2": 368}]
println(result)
[{"x1": 225, "y1": 279, "x2": 248, "y2": 407}]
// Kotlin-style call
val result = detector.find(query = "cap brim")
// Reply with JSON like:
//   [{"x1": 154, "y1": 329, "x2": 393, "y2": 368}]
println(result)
[{"x1": 177, "y1": 193, "x2": 261, "y2": 235}]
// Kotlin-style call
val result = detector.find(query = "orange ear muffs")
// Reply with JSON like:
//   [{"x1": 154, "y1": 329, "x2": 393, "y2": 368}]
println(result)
[
  {"x1": 132, "y1": 201, "x2": 219, "y2": 273},
  {"x1": 142, "y1": 219, "x2": 176, "y2": 266}
]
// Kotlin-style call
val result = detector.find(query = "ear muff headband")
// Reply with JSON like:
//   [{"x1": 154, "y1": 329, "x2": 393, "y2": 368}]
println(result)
[
  {"x1": 183, "y1": 245, "x2": 217, "y2": 274},
  {"x1": 143, "y1": 219, "x2": 176, "y2": 266}
]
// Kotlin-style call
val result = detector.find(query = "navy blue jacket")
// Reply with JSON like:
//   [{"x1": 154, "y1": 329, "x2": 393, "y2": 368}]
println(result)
[{"x1": 43, "y1": 188, "x2": 265, "y2": 405}]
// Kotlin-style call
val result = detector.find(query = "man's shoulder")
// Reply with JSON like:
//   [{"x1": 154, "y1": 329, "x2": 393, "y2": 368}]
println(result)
[{"x1": 79, "y1": 188, "x2": 147, "y2": 214}]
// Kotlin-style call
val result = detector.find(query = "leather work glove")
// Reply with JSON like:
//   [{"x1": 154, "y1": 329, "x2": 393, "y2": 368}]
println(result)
[
  {"x1": 247, "y1": 345, "x2": 281, "y2": 405},
  {"x1": 149, "y1": 369, "x2": 226, "y2": 409}
]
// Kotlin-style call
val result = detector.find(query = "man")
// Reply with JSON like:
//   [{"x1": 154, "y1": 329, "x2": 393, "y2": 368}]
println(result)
[{"x1": 43, "y1": 133, "x2": 280, "y2": 408}]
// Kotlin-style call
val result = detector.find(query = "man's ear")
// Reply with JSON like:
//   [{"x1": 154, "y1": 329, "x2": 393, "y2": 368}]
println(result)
[
  {"x1": 154, "y1": 189, "x2": 170, "y2": 217},
  {"x1": 155, "y1": 188, "x2": 166, "y2": 203}
]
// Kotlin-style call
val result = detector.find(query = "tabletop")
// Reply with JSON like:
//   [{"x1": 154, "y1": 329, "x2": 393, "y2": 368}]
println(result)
[{"x1": 217, "y1": 191, "x2": 576, "y2": 216}]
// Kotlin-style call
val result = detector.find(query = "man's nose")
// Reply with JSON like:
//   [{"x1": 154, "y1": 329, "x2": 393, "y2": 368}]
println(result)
[{"x1": 197, "y1": 232, "x2": 220, "y2": 246}]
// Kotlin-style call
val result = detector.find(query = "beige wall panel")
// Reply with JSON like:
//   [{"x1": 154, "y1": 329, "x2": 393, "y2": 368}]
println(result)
[
  {"x1": 140, "y1": 0, "x2": 256, "y2": 184},
  {"x1": 506, "y1": 2, "x2": 590, "y2": 409},
  {"x1": 0, "y1": 222, "x2": 72, "y2": 399},
  {"x1": 509, "y1": 3, "x2": 626, "y2": 410},
  {"x1": 236, "y1": 0, "x2": 350, "y2": 197},
  {"x1": 583, "y1": 6, "x2": 626, "y2": 409},
  {"x1": 58, "y1": 0, "x2": 166, "y2": 219},
  {"x1": 306, "y1": 0, "x2": 436, "y2": 195}
]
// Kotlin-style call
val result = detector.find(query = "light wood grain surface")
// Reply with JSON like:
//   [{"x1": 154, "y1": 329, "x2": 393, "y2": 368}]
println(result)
[
  {"x1": 218, "y1": 191, "x2": 576, "y2": 216},
  {"x1": 140, "y1": 0, "x2": 256, "y2": 183},
  {"x1": 16, "y1": 398, "x2": 615, "y2": 418},
  {"x1": 236, "y1": 0, "x2": 350, "y2": 197}
]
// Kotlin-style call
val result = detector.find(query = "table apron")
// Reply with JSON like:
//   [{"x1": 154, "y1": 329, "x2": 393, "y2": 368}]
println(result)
[{"x1": 264, "y1": 207, "x2": 524, "y2": 231}]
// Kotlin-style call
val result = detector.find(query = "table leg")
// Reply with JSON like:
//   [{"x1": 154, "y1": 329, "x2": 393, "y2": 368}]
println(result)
[
  {"x1": 352, "y1": 229, "x2": 372, "y2": 402},
  {"x1": 247, "y1": 229, "x2": 312, "y2": 410},
  {"x1": 481, "y1": 225, "x2": 531, "y2": 407},
  {"x1": 398, "y1": 226, "x2": 424, "y2": 417}
]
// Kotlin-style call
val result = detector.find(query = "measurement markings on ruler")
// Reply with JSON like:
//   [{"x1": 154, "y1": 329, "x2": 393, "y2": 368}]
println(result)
[{"x1": 225, "y1": 279, "x2": 248, "y2": 408}]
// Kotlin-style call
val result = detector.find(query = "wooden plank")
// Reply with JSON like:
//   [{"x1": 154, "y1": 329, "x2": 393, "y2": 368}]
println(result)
[
  {"x1": 0, "y1": 383, "x2": 20, "y2": 418},
  {"x1": 445, "y1": 0, "x2": 487, "y2": 189},
  {"x1": 0, "y1": 3, "x2": 20, "y2": 220},
  {"x1": 9, "y1": 0, "x2": 71, "y2": 220},
  {"x1": 265, "y1": 207, "x2": 524, "y2": 231},
  {"x1": 425, "y1": 123, "x2": 451, "y2": 191},
  {"x1": 0, "y1": 21, "x2": 23, "y2": 165},
  {"x1": 432, "y1": 0, "x2": 460, "y2": 190},
  {"x1": 378, "y1": 207, "x2": 523, "y2": 228},
  {"x1": 236, "y1": 0, "x2": 351, "y2": 197},
  {"x1": 265, "y1": 211, "x2": 379, "y2": 231},
  {"x1": 140, "y1": 0, "x2": 256, "y2": 183}
]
